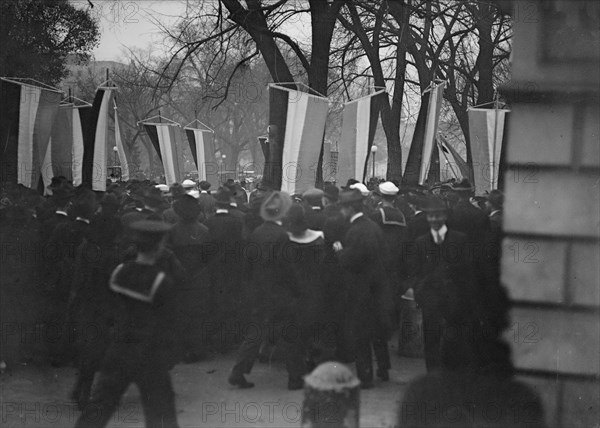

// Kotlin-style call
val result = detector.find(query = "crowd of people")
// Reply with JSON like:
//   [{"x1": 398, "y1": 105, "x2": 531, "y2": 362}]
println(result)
[{"x1": 0, "y1": 174, "x2": 545, "y2": 427}]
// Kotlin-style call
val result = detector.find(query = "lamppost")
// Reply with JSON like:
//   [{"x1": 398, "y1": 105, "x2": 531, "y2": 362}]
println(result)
[
  {"x1": 112, "y1": 146, "x2": 119, "y2": 181},
  {"x1": 371, "y1": 145, "x2": 378, "y2": 180},
  {"x1": 221, "y1": 154, "x2": 227, "y2": 183}
]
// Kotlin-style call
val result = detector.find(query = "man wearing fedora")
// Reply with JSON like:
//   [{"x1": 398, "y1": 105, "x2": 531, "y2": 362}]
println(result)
[
  {"x1": 204, "y1": 187, "x2": 245, "y2": 351},
  {"x1": 410, "y1": 196, "x2": 474, "y2": 372},
  {"x1": 197, "y1": 180, "x2": 216, "y2": 219},
  {"x1": 335, "y1": 188, "x2": 392, "y2": 388},
  {"x1": 75, "y1": 220, "x2": 181, "y2": 428},
  {"x1": 447, "y1": 178, "x2": 490, "y2": 244},
  {"x1": 228, "y1": 191, "x2": 306, "y2": 390}
]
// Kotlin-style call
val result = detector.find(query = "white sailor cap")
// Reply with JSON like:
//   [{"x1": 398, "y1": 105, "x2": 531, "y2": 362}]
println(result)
[
  {"x1": 187, "y1": 189, "x2": 200, "y2": 199},
  {"x1": 349, "y1": 182, "x2": 369, "y2": 196},
  {"x1": 155, "y1": 184, "x2": 169, "y2": 193},
  {"x1": 378, "y1": 181, "x2": 399, "y2": 196},
  {"x1": 182, "y1": 179, "x2": 196, "y2": 188}
]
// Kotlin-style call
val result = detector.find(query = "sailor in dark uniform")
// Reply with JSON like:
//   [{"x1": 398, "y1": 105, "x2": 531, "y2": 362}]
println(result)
[
  {"x1": 370, "y1": 181, "x2": 409, "y2": 295},
  {"x1": 75, "y1": 220, "x2": 180, "y2": 428}
]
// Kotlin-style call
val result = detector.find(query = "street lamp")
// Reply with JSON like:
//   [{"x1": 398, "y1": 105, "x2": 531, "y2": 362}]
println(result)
[
  {"x1": 371, "y1": 145, "x2": 378, "y2": 180},
  {"x1": 113, "y1": 146, "x2": 118, "y2": 166},
  {"x1": 221, "y1": 154, "x2": 227, "y2": 183}
]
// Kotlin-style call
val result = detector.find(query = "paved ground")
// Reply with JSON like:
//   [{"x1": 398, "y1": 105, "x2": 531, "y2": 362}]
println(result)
[{"x1": 1, "y1": 343, "x2": 425, "y2": 428}]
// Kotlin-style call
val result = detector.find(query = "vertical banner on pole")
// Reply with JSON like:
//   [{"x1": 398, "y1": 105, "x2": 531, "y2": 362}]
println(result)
[
  {"x1": 468, "y1": 107, "x2": 509, "y2": 194},
  {"x1": 114, "y1": 100, "x2": 130, "y2": 181},
  {"x1": 143, "y1": 122, "x2": 184, "y2": 186},
  {"x1": 268, "y1": 84, "x2": 329, "y2": 194},
  {"x1": 0, "y1": 79, "x2": 62, "y2": 189},
  {"x1": 185, "y1": 126, "x2": 218, "y2": 189},
  {"x1": 419, "y1": 81, "x2": 445, "y2": 185},
  {"x1": 337, "y1": 90, "x2": 385, "y2": 186},
  {"x1": 83, "y1": 87, "x2": 116, "y2": 191}
]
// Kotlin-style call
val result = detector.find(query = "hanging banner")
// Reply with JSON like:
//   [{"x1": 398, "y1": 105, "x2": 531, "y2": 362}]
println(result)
[
  {"x1": 83, "y1": 86, "x2": 117, "y2": 191},
  {"x1": 337, "y1": 90, "x2": 385, "y2": 186},
  {"x1": 0, "y1": 78, "x2": 62, "y2": 189},
  {"x1": 113, "y1": 100, "x2": 130, "y2": 181},
  {"x1": 41, "y1": 103, "x2": 92, "y2": 192},
  {"x1": 419, "y1": 81, "x2": 445, "y2": 185},
  {"x1": 268, "y1": 84, "x2": 329, "y2": 194},
  {"x1": 143, "y1": 121, "x2": 184, "y2": 186},
  {"x1": 468, "y1": 107, "x2": 509, "y2": 194},
  {"x1": 185, "y1": 126, "x2": 218, "y2": 188}
]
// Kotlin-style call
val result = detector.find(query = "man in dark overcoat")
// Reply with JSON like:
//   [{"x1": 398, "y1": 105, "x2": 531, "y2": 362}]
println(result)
[
  {"x1": 336, "y1": 189, "x2": 392, "y2": 388},
  {"x1": 410, "y1": 196, "x2": 477, "y2": 372},
  {"x1": 446, "y1": 178, "x2": 490, "y2": 244},
  {"x1": 228, "y1": 191, "x2": 306, "y2": 390},
  {"x1": 204, "y1": 187, "x2": 245, "y2": 350}
]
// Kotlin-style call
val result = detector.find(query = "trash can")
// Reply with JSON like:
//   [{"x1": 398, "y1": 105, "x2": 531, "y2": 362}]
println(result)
[{"x1": 302, "y1": 362, "x2": 360, "y2": 428}]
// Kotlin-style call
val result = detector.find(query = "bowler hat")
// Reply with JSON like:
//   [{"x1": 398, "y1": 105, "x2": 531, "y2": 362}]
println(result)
[
  {"x1": 338, "y1": 189, "x2": 364, "y2": 205},
  {"x1": 422, "y1": 196, "x2": 448, "y2": 212},
  {"x1": 169, "y1": 183, "x2": 186, "y2": 199},
  {"x1": 143, "y1": 186, "x2": 167, "y2": 208},
  {"x1": 260, "y1": 191, "x2": 292, "y2": 222},
  {"x1": 173, "y1": 194, "x2": 201, "y2": 220},
  {"x1": 302, "y1": 188, "x2": 324, "y2": 205},
  {"x1": 214, "y1": 187, "x2": 233, "y2": 207},
  {"x1": 49, "y1": 178, "x2": 75, "y2": 200},
  {"x1": 486, "y1": 189, "x2": 504, "y2": 208},
  {"x1": 129, "y1": 220, "x2": 172, "y2": 243},
  {"x1": 343, "y1": 178, "x2": 359, "y2": 190},
  {"x1": 323, "y1": 183, "x2": 339, "y2": 201}
]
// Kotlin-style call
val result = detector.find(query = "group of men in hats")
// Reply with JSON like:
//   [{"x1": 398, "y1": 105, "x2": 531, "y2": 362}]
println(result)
[{"x1": 1, "y1": 171, "x2": 510, "y2": 427}]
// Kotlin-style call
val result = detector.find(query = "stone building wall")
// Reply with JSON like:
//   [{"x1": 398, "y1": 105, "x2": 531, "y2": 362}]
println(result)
[{"x1": 499, "y1": 1, "x2": 599, "y2": 426}]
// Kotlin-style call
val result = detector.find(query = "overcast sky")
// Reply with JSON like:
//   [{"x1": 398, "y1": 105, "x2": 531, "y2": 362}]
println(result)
[{"x1": 72, "y1": 0, "x2": 188, "y2": 61}]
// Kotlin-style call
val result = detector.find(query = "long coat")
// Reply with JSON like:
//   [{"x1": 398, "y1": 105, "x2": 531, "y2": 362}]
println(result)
[
  {"x1": 245, "y1": 221, "x2": 299, "y2": 318},
  {"x1": 411, "y1": 228, "x2": 479, "y2": 370},
  {"x1": 338, "y1": 215, "x2": 392, "y2": 336}
]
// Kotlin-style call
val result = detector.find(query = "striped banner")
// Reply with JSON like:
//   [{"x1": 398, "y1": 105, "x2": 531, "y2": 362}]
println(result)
[
  {"x1": 41, "y1": 104, "x2": 91, "y2": 193},
  {"x1": 144, "y1": 122, "x2": 184, "y2": 186},
  {"x1": 72, "y1": 106, "x2": 90, "y2": 186},
  {"x1": 419, "y1": 81, "x2": 445, "y2": 185},
  {"x1": 269, "y1": 85, "x2": 329, "y2": 194},
  {"x1": 0, "y1": 79, "x2": 62, "y2": 188},
  {"x1": 113, "y1": 100, "x2": 130, "y2": 181},
  {"x1": 468, "y1": 107, "x2": 509, "y2": 194},
  {"x1": 337, "y1": 90, "x2": 384, "y2": 186},
  {"x1": 185, "y1": 127, "x2": 218, "y2": 188},
  {"x1": 83, "y1": 87, "x2": 115, "y2": 191}
]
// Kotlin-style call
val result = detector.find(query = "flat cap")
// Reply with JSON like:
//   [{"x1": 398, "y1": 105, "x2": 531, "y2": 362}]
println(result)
[
  {"x1": 182, "y1": 179, "x2": 196, "y2": 188},
  {"x1": 302, "y1": 188, "x2": 324, "y2": 200}
]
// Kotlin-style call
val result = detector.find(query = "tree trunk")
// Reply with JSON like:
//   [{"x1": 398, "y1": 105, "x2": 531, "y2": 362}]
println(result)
[
  {"x1": 384, "y1": 0, "x2": 410, "y2": 183},
  {"x1": 474, "y1": 3, "x2": 495, "y2": 105},
  {"x1": 402, "y1": 91, "x2": 430, "y2": 186}
]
